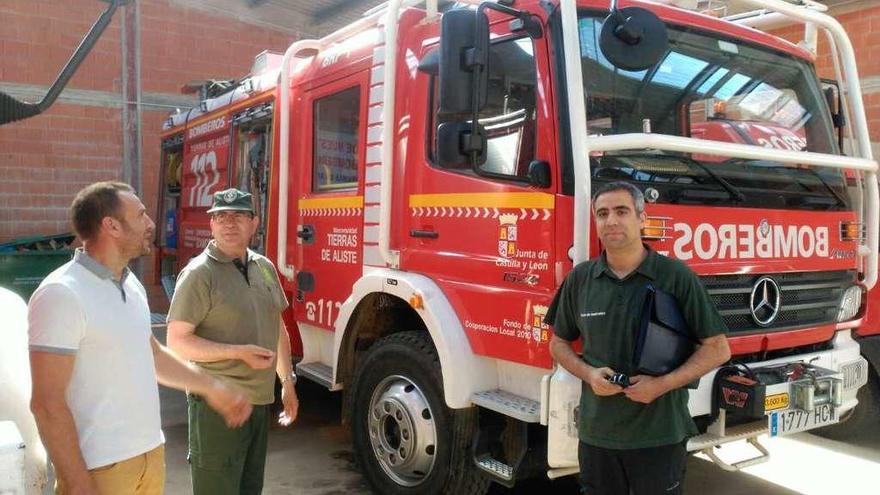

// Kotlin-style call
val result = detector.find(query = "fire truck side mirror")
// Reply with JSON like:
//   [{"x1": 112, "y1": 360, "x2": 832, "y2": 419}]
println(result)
[
  {"x1": 821, "y1": 79, "x2": 846, "y2": 151},
  {"x1": 418, "y1": 48, "x2": 439, "y2": 76},
  {"x1": 599, "y1": 6, "x2": 669, "y2": 72},
  {"x1": 438, "y1": 9, "x2": 489, "y2": 115},
  {"x1": 437, "y1": 121, "x2": 487, "y2": 168},
  {"x1": 822, "y1": 83, "x2": 844, "y2": 128}
]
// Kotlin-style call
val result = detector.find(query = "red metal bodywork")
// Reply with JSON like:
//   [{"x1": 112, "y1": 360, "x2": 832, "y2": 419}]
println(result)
[
  {"x1": 168, "y1": 0, "x2": 861, "y2": 369},
  {"x1": 859, "y1": 286, "x2": 880, "y2": 337},
  {"x1": 158, "y1": 88, "x2": 276, "y2": 277}
]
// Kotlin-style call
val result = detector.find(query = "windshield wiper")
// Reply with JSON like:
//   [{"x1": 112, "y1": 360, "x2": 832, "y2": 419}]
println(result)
[
  {"x1": 800, "y1": 166, "x2": 847, "y2": 208},
  {"x1": 730, "y1": 159, "x2": 847, "y2": 208},
  {"x1": 684, "y1": 157, "x2": 746, "y2": 203},
  {"x1": 605, "y1": 151, "x2": 746, "y2": 202}
]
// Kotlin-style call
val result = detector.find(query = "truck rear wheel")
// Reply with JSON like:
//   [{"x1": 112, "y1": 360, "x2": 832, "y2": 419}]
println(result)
[
  {"x1": 813, "y1": 365, "x2": 880, "y2": 442},
  {"x1": 350, "y1": 331, "x2": 489, "y2": 495}
]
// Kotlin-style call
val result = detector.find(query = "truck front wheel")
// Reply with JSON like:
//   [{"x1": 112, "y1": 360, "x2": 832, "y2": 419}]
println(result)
[{"x1": 350, "y1": 331, "x2": 489, "y2": 495}]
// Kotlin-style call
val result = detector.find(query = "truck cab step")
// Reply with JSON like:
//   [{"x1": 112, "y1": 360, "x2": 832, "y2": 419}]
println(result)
[
  {"x1": 471, "y1": 389, "x2": 540, "y2": 423},
  {"x1": 687, "y1": 420, "x2": 769, "y2": 452},
  {"x1": 688, "y1": 410, "x2": 771, "y2": 472},
  {"x1": 475, "y1": 455, "x2": 515, "y2": 486},
  {"x1": 296, "y1": 361, "x2": 334, "y2": 389}
]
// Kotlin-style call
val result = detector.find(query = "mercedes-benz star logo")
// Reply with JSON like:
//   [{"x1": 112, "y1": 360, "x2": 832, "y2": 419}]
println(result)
[{"x1": 750, "y1": 276, "x2": 781, "y2": 327}]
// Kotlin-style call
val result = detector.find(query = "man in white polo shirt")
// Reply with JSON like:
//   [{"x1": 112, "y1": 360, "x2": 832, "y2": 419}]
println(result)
[{"x1": 28, "y1": 181, "x2": 252, "y2": 495}]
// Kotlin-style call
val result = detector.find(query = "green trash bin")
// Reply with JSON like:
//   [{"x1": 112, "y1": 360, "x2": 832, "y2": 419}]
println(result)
[{"x1": 0, "y1": 233, "x2": 76, "y2": 301}]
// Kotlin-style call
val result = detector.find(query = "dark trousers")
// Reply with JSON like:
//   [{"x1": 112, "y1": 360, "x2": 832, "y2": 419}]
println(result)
[
  {"x1": 578, "y1": 441, "x2": 688, "y2": 495},
  {"x1": 187, "y1": 396, "x2": 270, "y2": 495}
]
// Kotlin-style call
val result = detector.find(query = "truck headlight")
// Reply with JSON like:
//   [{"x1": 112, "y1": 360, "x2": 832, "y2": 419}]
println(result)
[{"x1": 837, "y1": 285, "x2": 863, "y2": 322}]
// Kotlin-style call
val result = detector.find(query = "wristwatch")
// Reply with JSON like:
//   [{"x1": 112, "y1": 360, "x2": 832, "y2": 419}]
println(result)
[{"x1": 280, "y1": 371, "x2": 297, "y2": 386}]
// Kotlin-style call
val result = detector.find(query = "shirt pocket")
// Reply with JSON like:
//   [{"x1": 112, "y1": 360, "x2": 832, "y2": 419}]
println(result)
[
  {"x1": 254, "y1": 264, "x2": 286, "y2": 311},
  {"x1": 578, "y1": 309, "x2": 609, "y2": 349}
]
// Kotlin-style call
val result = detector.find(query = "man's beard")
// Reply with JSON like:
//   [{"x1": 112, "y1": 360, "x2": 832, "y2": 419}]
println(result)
[
  {"x1": 123, "y1": 238, "x2": 150, "y2": 260},
  {"x1": 120, "y1": 222, "x2": 152, "y2": 259}
]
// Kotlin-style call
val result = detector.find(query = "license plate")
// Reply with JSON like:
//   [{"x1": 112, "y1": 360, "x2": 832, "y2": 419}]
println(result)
[{"x1": 768, "y1": 403, "x2": 838, "y2": 437}]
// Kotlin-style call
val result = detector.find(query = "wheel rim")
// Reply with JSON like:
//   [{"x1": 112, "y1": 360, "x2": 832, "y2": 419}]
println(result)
[{"x1": 367, "y1": 374, "x2": 437, "y2": 487}]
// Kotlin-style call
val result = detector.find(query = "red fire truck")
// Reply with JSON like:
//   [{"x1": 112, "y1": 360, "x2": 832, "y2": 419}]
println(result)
[
  {"x1": 157, "y1": 51, "x2": 279, "y2": 284},
  {"x1": 156, "y1": 0, "x2": 879, "y2": 492}
]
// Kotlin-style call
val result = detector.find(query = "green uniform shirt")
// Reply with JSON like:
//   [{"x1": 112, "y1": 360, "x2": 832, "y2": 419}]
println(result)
[
  {"x1": 168, "y1": 241, "x2": 289, "y2": 405},
  {"x1": 546, "y1": 248, "x2": 726, "y2": 449}
]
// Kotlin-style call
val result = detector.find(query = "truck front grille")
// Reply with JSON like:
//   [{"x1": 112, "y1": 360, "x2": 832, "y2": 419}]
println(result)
[{"x1": 700, "y1": 270, "x2": 855, "y2": 335}]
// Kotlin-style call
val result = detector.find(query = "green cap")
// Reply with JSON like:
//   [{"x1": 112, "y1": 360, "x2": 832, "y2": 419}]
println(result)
[{"x1": 206, "y1": 188, "x2": 254, "y2": 214}]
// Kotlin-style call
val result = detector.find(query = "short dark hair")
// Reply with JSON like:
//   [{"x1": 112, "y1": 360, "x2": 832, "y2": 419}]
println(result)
[
  {"x1": 70, "y1": 181, "x2": 135, "y2": 241},
  {"x1": 592, "y1": 181, "x2": 645, "y2": 214}
]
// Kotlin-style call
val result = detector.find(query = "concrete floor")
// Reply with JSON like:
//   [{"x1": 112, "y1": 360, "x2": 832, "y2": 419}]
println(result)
[
  {"x1": 160, "y1": 379, "x2": 880, "y2": 495},
  {"x1": 162, "y1": 381, "x2": 369, "y2": 495},
  {"x1": 160, "y1": 380, "x2": 585, "y2": 495},
  {"x1": 156, "y1": 320, "x2": 879, "y2": 495}
]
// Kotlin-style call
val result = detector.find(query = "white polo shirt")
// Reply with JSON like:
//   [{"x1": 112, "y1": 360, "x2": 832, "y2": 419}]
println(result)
[{"x1": 27, "y1": 249, "x2": 163, "y2": 469}]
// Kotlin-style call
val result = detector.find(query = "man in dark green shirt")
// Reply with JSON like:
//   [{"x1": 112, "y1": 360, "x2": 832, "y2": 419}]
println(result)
[{"x1": 547, "y1": 181, "x2": 730, "y2": 495}]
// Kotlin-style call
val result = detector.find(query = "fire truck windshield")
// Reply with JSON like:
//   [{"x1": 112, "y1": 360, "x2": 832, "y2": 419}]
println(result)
[{"x1": 576, "y1": 13, "x2": 848, "y2": 211}]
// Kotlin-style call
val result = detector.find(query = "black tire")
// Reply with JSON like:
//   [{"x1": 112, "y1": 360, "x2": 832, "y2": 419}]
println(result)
[
  {"x1": 813, "y1": 364, "x2": 880, "y2": 442},
  {"x1": 351, "y1": 331, "x2": 490, "y2": 495}
]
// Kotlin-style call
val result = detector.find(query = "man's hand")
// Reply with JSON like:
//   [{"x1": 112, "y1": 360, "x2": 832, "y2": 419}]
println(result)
[
  {"x1": 586, "y1": 366, "x2": 624, "y2": 396},
  {"x1": 203, "y1": 380, "x2": 253, "y2": 428},
  {"x1": 549, "y1": 335, "x2": 621, "y2": 397},
  {"x1": 623, "y1": 375, "x2": 670, "y2": 404},
  {"x1": 236, "y1": 345, "x2": 275, "y2": 369},
  {"x1": 278, "y1": 381, "x2": 299, "y2": 427}
]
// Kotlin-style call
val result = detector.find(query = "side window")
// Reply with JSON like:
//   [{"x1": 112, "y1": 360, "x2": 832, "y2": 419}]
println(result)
[
  {"x1": 313, "y1": 86, "x2": 360, "y2": 192},
  {"x1": 432, "y1": 37, "x2": 537, "y2": 180}
]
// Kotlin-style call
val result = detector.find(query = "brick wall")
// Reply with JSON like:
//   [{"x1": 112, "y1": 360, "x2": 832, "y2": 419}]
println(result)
[
  {"x1": 771, "y1": 5, "x2": 880, "y2": 143},
  {"x1": 0, "y1": 0, "x2": 295, "y2": 307},
  {"x1": 2, "y1": 2, "x2": 878, "y2": 307},
  {"x1": 0, "y1": 103, "x2": 123, "y2": 241}
]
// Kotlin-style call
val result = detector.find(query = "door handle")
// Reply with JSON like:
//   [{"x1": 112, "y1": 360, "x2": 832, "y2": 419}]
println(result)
[
  {"x1": 410, "y1": 229, "x2": 439, "y2": 239},
  {"x1": 297, "y1": 224, "x2": 315, "y2": 244}
]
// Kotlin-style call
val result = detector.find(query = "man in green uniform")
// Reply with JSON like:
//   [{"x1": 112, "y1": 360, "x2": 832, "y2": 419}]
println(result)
[
  {"x1": 167, "y1": 188, "x2": 298, "y2": 495},
  {"x1": 547, "y1": 181, "x2": 731, "y2": 495}
]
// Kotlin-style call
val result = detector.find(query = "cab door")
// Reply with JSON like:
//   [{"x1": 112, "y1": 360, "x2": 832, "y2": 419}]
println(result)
[
  {"x1": 402, "y1": 32, "x2": 559, "y2": 368},
  {"x1": 290, "y1": 74, "x2": 368, "y2": 330}
]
